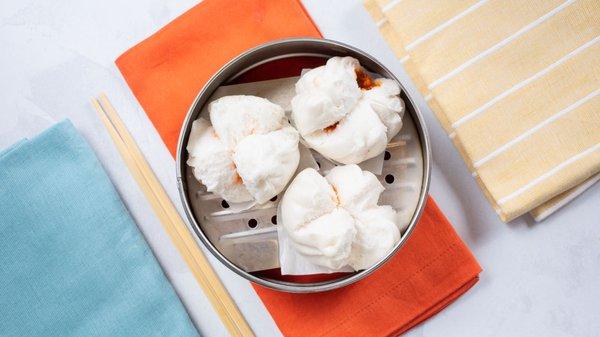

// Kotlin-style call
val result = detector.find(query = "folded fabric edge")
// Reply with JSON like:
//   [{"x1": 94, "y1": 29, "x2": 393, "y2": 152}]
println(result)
[
  {"x1": 530, "y1": 172, "x2": 600, "y2": 221},
  {"x1": 1, "y1": 138, "x2": 28, "y2": 158},
  {"x1": 1, "y1": 119, "x2": 73, "y2": 158},
  {"x1": 392, "y1": 276, "x2": 480, "y2": 336}
]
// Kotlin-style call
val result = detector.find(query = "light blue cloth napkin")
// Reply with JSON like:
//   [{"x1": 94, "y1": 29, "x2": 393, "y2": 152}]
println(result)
[{"x1": 0, "y1": 120, "x2": 199, "y2": 337}]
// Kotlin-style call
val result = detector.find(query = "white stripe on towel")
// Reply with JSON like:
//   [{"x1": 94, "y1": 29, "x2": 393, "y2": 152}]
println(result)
[
  {"x1": 453, "y1": 35, "x2": 600, "y2": 129},
  {"x1": 405, "y1": 0, "x2": 488, "y2": 51},
  {"x1": 473, "y1": 88, "x2": 600, "y2": 168},
  {"x1": 427, "y1": 0, "x2": 575, "y2": 90},
  {"x1": 498, "y1": 142, "x2": 600, "y2": 205},
  {"x1": 382, "y1": 0, "x2": 403, "y2": 12}
]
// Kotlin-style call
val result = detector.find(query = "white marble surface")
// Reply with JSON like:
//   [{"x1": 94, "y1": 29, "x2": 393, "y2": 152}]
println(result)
[{"x1": 0, "y1": 1, "x2": 598, "y2": 336}]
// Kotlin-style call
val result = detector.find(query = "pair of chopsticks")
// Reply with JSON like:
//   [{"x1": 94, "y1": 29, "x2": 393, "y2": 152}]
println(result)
[{"x1": 91, "y1": 94, "x2": 254, "y2": 337}]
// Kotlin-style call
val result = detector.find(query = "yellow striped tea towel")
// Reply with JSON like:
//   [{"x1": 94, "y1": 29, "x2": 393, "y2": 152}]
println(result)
[{"x1": 365, "y1": 0, "x2": 600, "y2": 221}]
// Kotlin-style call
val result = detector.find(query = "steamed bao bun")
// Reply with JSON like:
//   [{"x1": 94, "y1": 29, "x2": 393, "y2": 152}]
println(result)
[
  {"x1": 280, "y1": 164, "x2": 401, "y2": 270},
  {"x1": 291, "y1": 56, "x2": 404, "y2": 164},
  {"x1": 187, "y1": 95, "x2": 300, "y2": 204}
]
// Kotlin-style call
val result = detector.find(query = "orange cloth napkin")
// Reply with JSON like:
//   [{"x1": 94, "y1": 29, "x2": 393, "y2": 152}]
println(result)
[
  {"x1": 116, "y1": 0, "x2": 320, "y2": 156},
  {"x1": 116, "y1": 1, "x2": 482, "y2": 336},
  {"x1": 255, "y1": 197, "x2": 480, "y2": 337}
]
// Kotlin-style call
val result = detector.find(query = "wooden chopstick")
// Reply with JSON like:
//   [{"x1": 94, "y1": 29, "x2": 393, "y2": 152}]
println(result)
[{"x1": 91, "y1": 95, "x2": 254, "y2": 337}]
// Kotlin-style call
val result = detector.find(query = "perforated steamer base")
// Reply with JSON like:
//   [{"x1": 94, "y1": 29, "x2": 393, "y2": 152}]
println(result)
[{"x1": 183, "y1": 76, "x2": 423, "y2": 273}]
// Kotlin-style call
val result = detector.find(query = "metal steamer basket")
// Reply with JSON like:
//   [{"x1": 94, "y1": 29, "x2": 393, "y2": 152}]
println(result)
[{"x1": 176, "y1": 38, "x2": 431, "y2": 292}]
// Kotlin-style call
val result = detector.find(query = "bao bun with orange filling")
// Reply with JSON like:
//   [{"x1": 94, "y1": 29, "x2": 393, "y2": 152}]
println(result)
[
  {"x1": 186, "y1": 95, "x2": 300, "y2": 204},
  {"x1": 291, "y1": 56, "x2": 404, "y2": 164}
]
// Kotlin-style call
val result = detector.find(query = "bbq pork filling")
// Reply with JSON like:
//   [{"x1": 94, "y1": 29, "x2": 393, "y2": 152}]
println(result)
[{"x1": 291, "y1": 56, "x2": 405, "y2": 164}]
